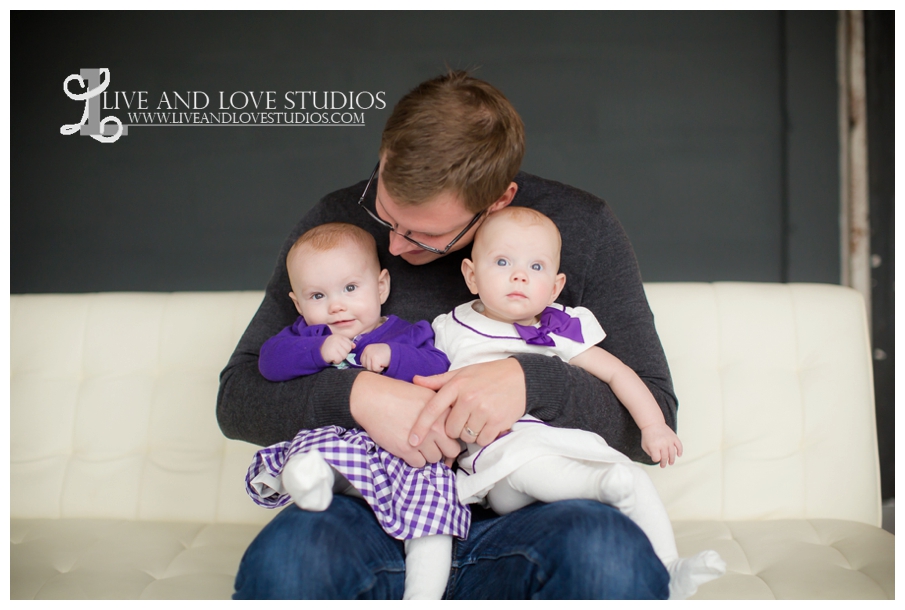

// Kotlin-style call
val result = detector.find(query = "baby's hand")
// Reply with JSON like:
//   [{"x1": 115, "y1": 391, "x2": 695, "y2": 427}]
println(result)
[
  {"x1": 360, "y1": 343, "x2": 392, "y2": 374},
  {"x1": 320, "y1": 334, "x2": 355, "y2": 365},
  {"x1": 640, "y1": 422, "x2": 684, "y2": 468}
]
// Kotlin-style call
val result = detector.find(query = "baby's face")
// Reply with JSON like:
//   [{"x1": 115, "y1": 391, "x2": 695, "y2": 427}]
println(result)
[
  {"x1": 463, "y1": 216, "x2": 565, "y2": 326},
  {"x1": 288, "y1": 242, "x2": 389, "y2": 339}
]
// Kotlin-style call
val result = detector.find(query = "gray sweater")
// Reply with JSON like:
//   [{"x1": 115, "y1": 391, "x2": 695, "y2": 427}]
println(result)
[{"x1": 217, "y1": 172, "x2": 677, "y2": 464}]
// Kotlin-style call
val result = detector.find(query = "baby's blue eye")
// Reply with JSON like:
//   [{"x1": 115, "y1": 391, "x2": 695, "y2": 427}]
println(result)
[
  {"x1": 311, "y1": 293, "x2": 324, "y2": 300},
  {"x1": 344, "y1": 284, "x2": 357, "y2": 293},
  {"x1": 531, "y1": 263, "x2": 543, "y2": 271},
  {"x1": 496, "y1": 258, "x2": 509, "y2": 267}
]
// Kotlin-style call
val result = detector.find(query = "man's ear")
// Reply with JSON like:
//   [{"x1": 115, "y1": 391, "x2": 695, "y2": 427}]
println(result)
[
  {"x1": 377, "y1": 268, "x2": 391, "y2": 304},
  {"x1": 548, "y1": 273, "x2": 567, "y2": 305},
  {"x1": 461, "y1": 258, "x2": 480, "y2": 295},
  {"x1": 486, "y1": 182, "x2": 518, "y2": 214},
  {"x1": 288, "y1": 292, "x2": 304, "y2": 316}
]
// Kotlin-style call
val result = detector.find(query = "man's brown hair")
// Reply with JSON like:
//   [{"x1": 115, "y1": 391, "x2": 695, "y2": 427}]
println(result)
[{"x1": 379, "y1": 70, "x2": 526, "y2": 214}]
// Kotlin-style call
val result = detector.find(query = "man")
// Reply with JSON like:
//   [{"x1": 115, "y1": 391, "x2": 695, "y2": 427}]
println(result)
[{"x1": 219, "y1": 71, "x2": 676, "y2": 599}]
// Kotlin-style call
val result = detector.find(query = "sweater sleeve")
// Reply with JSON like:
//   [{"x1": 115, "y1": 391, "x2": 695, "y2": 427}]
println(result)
[
  {"x1": 257, "y1": 318, "x2": 331, "y2": 382},
  {"x1": 382, "y1": 320, "x2": 451, "y2": 383},
  {"x1": 216, "y1": 190, "x2": 365, "y2": 448},
  {"x1": 512, "y1": 198, "x2": 678, "y2": 465}
]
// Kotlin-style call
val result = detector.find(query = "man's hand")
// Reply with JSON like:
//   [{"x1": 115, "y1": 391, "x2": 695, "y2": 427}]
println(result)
[
  {"x1": 320, "y1": 334, "x2": 354, "y2": 365},
  {"x1": 640, "y1": 422, "x2": 683, "y2": 468},
  {"x1": 411, "y1": 358, "x2": 526, "y2": 447},
  {"x1": 359, "y1": 343, "x2": 391, "y2": 374},
  {"x1": 350, "y1": 371, "x2": 461, "y2": 467}
]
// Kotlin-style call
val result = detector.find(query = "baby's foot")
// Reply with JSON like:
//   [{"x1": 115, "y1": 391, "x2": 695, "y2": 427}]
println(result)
[
  {"x1": 282, "y1": 451, "x2": 335, "y2": 511},
  {"x1": 596, "y1": 463, "x2": 636, "y2": 510},
  {"x1": 667, "y1": 550, "x2": 727, "y2": 600}
]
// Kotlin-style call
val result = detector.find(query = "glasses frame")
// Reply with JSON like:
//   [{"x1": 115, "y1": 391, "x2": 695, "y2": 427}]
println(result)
[{"x1": 357, "y1": 162, "x2": 485, "y2": 255}]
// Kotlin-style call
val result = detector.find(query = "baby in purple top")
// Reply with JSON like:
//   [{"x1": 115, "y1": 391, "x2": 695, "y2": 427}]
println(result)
[
  {"x1": 245, "y1": 222, "x2": 466, "y2": 600},
  {"x1": 256, "y1": 225, "x2": 449, "y2": 384}
]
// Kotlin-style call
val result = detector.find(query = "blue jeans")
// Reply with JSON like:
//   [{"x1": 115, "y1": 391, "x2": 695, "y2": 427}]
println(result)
[{"x1": 233, "y1": 495, "x2": 669, "y2": 599}]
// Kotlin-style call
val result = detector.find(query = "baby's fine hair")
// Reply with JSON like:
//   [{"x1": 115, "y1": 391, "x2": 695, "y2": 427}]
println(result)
[
  {"x1": 288, "y1": 222, "x2": 379, "y2": 266},
  {"x1": 476, "y1": 206, "x2": 562, "y2": 258}
]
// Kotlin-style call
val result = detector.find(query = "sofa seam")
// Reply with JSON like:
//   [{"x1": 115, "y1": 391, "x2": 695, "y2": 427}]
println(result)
[
  {"x1": 134, "y1": 294, "x2": 168, "y2": 521},
  {"x1": 725, "y1": 521, "x2": 776, "y2": 599},
  {"x1": 61, "y1": 295, "x2": 93, "y2": 520},
  {"x1": 790, "y1": 286, "x2": 808, "y2": 521},
  {"x1": 213, "y1": 293, "x2": 242, "y2": 524},
  {"x1": 715, "y1": 283, "x2": 726, "y2": 522}
]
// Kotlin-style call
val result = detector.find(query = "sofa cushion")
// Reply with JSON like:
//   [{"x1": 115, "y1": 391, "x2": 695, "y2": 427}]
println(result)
[
  {"x1": 10, "y1": 292, "x2": 273, "y2": 525},
  {"x1": 644, "y1": 283, "x2": 881, "y2": 526},
  {"x1": 12, "y1": 516, "x2": 893, "y2": 600},
  {"x1": 674, "y1": 519, "x2": 894, "y2": 599},
  {"x1": 11, "y1": 517, "x2": 262, "y2": 600}
]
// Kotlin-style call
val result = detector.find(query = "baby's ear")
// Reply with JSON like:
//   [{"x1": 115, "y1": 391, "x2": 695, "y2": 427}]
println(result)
[
  {"x1": 461, "y1": 259, "x2": 480, "y2": 295},
  {"x1": 377, "y1": 269, "x2": 391, "y2": 304},
  {"x1": 548, "y1": 273, "x2": 567, "y2": 304},
  {"x1": 288, "y1": 292, "x2": 304, "y2": 316}
]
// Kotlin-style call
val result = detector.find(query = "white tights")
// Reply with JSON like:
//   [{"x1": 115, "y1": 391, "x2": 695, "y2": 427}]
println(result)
[
  {"x1": 486, "y1": 455, "x2": 725, "y2": 600},
  {"x1": 274, "y1": 450, "x2": 725, "y2": 600}
]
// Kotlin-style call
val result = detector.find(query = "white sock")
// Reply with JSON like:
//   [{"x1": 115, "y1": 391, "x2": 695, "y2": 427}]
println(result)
[
  {"x1": 666, "y1": 550, "x2": 727, "y2": 600},
  {"x1": 403, "y1": 536, "x2": 452, "y2": 600},
  {"x1": 281, "y1": 450, "x2": 335, "y2": 511}
]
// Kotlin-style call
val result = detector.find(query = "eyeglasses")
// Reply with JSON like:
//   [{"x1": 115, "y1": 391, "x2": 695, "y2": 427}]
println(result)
[{"x1": 357, "y1": 162, "x2": 485, "y2": 255}]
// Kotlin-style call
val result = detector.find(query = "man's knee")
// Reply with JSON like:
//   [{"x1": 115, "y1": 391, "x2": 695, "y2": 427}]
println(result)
[
  {"x1": 233, "y1": 498, "x2": 405, "y2": 599},
  {"x1": 534, "y1": 500, "x2": 669, "y2": 599}
]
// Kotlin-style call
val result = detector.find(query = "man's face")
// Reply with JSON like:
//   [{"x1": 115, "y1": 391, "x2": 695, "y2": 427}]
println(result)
[
  {"x1": 287, "y1": 242, "x2": 390, "y2": 339},
  {"x1": 374, "y1": 175, "x2": 482, "y2": 266},
  {"x1": 463, "y1": 216, "x2": 566, "y2": 326}
]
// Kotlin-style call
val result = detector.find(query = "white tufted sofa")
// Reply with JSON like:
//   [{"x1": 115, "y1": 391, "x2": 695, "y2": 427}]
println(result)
[{"x1": 10, "y1": 283, "x2": 894, "y2": 599}]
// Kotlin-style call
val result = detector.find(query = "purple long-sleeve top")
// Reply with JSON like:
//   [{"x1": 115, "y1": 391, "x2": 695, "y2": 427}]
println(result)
[{"x1": 258, "y1": 314, "x2": 450, "y2": 383}]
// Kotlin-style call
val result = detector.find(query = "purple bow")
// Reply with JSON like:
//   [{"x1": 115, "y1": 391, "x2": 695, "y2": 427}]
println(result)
[{"x1": 514, "y1": 307, "x2": 584, "y2": 346}]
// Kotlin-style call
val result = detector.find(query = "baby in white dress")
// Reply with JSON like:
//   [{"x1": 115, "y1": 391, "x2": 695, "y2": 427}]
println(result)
[{"x1": 431, "y1": 206, "x2": 726, "y2": 600}]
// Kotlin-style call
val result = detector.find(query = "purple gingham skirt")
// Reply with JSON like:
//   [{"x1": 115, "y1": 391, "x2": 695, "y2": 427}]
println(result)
[{"x1": 246, "y1": 426, "x2": 470, "y2": 540}]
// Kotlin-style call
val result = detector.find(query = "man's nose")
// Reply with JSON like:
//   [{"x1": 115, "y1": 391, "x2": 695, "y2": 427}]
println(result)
[{"x1": 387, "y1": 230, "x2": 418, "y2": 256}]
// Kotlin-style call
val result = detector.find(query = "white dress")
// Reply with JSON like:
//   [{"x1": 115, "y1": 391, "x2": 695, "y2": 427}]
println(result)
[
  {"x1": 431, "y1": 300, "x2": 728, "y2": 600},
  {"x1": 431, "y1": 300, "x2": 632, "y2": 504}
]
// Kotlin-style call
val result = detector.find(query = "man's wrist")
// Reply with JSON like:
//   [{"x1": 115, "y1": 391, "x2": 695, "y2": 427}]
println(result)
[
  {"x1": 349, "y1": 370, "x2": 378, "y2": 425},
  {"x1": 309, "y1": 367, "x2": 362, "y2": 430},
  {"x1": 509, "y1": 353, "x2": 566, "y2": 418},
  {"x1": 350, "y1": 370, "x2": 406, "y2": 427}
]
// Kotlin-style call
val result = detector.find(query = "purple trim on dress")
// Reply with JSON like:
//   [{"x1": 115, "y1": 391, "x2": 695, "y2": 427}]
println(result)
[
  {"x1": 451, "y1": 306, "x2": 520, "y2": 340},
  {"x1": 469, "y1": 417, "x2": 551, "y2": 473},
  {"x1": 451, "y1": 302, "x2": 572, "y2": 341}
]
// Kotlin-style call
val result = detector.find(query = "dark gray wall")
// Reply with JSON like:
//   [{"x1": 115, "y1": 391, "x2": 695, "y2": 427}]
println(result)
[{"x1": 12, "y1": 11, "x2": 840, "y2": 293}]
